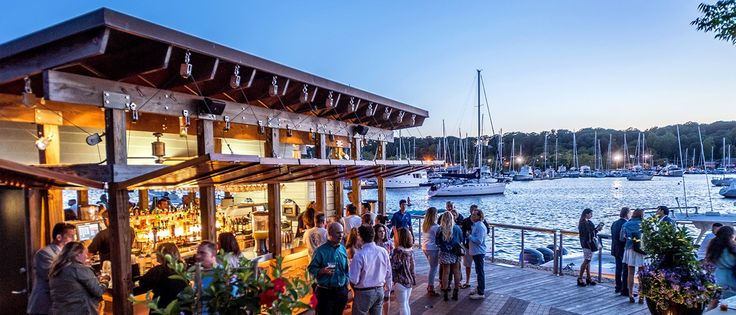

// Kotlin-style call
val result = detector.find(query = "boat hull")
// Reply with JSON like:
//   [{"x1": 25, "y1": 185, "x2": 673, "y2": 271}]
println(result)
[
  {"x1": 626, "y1": 174, "x2": 653, "y2": 181},
  {"x1": 428, "y1": 182, "x2": 506, "y2": 197}
]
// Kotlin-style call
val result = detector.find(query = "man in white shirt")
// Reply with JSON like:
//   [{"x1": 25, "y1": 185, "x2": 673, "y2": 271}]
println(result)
[
  {"x1": 304, "y1": 213, "x2": 328, "y2": 259},
  {"x1": 342, "y1": 204, "x2": 362, "y2": 233},
  {"x1": 349, "y1": 225, "x2": 392, "y2": 315},
  {"x1": 697, "y1": 223, "x2": 723, "y2": 260}
]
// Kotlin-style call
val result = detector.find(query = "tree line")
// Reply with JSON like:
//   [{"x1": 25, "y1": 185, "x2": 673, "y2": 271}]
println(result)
[{"x1": 361, "y1": 121, "x2": 736, "y2": 169}]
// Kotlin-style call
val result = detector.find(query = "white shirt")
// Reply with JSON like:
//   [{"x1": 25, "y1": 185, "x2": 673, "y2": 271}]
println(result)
[
  {"x1": 697, "y1": 233, "x2": 716, "y2": 260},
  {"x1": 421, "y1": 224, "x2": 439, "y2": 251},
  {"x1": 342, "y1": 215, "x2": 362, "y2": 233},
  {"x1": 304, "y1": 226, "x2": 328, "y2": 258},
  {"x1": 349, "y1": 242, "x2": 392, "y2": 289}
]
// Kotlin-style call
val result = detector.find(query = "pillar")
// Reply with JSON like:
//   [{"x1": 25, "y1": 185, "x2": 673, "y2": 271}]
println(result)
[{"x1": 197, "y1": 119, "x2": 217, "y2": 242}]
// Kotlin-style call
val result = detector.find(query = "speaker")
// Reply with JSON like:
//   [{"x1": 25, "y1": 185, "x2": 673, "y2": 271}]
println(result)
[
  {"x1": 352, "y1": 125, "x2": 369, "y2": 136},
  {"x1": 199, "y1": 97, "x2": 226, "y2": 116}
]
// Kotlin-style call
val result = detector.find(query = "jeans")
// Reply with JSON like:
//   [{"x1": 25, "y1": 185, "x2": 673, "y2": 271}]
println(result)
[
  {"x1": 351, "y1": 287, "x2": 384, "y2": 315},
  {"x1": 423, "y1": 249, "x2": 439, "y2": 288},
  {"x1": 472, "y1": 254, "x2": 486, "y2": 294},
  {"x1": 316, "y1": 286, "x2": 349, "y2": 315},
  {"x1": 394, "y1": 283, "x2": 412, "y2": 315},
  {"x1": 614, "y1": 254, "x2": 629, "y2": 294}
]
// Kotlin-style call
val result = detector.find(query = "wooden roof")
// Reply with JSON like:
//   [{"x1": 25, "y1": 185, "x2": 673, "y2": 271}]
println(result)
[
  {"x1": 0, "y1": 158, "x2": 105, "y2": 189},
  {"x1": 0, "y1": 8, "x2": 428, "y2": 131},
  {"x1": 119, "y1": 153, "x2": 438, "y2": 190}
]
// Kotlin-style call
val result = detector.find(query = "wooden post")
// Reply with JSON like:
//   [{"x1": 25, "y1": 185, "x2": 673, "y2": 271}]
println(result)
[
  {"x1": 350, "y1": 137, "x2": 361, "y2": 206},
  {"x1": 77, "y1": 190, "x2": 89, "y2": 207},
  {"x1": 37, "y1": 124, "x2": 63, "y2": 242},
  {"x1": 267, "y1": 183, "x2": 282, "y2": 257},
  {"x1": 333, "y1": 180, "x2": 344, "y2": 219},
  {"x1": 24, "y1": 188, "x2": 42, "y2": 292},
  {"x1": 198, "y1": 119, "x2": 217, "y2": 241},
  {"x1": 138, "y1": 190, "x2": 149, "y2": 211},
  {"x1": 104, "y1": 108, "x2": 133, "y2": 315},
  {"x1": 315, "y1": 134, "x2": 327, "y2": 212},
  {"x1": 376, "y1": 141, "x2": 387, "y2": 215},
  {"x1": 264, "y1": 127, "x2": 280, "y2": 158}
]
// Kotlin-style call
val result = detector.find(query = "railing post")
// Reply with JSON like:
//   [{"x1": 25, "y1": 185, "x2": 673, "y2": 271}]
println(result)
[
  {"x1": 491, "y1": 226, "x2": 495, "y2": 263},
  {"x1": 558, "y1": 232, "x2": 564, "y2": 276},
  {"x1": 597, "y1": 235, "x2": 603, "y2": 282},
  {"x1": 417, "y1": 216, "x2": 423, "y2": 246},
  {"x1": 552, "y1": 230, "x2": 558, "y2": 276},
  {"x1": 520, "y1": 229, "x2": 525, "y2": 269}
]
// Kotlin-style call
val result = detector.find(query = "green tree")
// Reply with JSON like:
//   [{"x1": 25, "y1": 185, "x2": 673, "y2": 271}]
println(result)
[{"x1": 692, "y1": 0, "x2": 736, "y2": 45}]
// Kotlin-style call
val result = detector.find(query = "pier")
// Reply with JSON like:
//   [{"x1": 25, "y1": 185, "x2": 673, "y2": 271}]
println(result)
[{"x1": 391, "y1": 251, "x2": 649, "y2": 315}]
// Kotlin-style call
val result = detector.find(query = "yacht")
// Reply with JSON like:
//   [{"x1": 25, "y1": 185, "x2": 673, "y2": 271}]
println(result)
[
  {"x1": 513, "y1": 165, "x2": 534, "y2": 181},
  {"x1": 659, "y1": 164, "x2": 684, "y2": 177},
  {"x1": 712, "y1": 176, "x2": 736, "y2": 187},
  {"x1": 720, "y1": 183, "x2": 736, "y2": 198},
  {"x1": 385, "y1": 170, "x2": 428, "y2": 188}
]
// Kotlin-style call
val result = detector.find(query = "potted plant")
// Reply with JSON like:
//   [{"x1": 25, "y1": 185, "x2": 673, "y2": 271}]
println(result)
[
  {"x1": 638, "y1": 217, "x2": 719, "y2": 315},
  {"x1": 132, "y1": 253, "x2": 314, "y2": 315}
]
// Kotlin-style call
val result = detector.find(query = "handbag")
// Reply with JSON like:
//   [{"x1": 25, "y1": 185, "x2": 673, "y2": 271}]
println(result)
[
  {"x1": 588, "y1": 239, "x2": 599, "y2": 252},
  {"x1": 632, "y1": 237, "x2": 646, "y2": 255},
  {"x1": 452, "y1": 243, "x2": 466, "y2": 256}
]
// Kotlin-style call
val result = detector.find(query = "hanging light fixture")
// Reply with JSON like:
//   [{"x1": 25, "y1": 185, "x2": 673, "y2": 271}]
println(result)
[
  {"x1": 151, "y1": 133, "x2": 166, "y2": 164},
  {"x1": 35, "y1": 132, "x2": 53, "y2": 150}
]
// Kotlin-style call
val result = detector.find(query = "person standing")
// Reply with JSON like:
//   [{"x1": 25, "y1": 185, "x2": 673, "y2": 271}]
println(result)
[
  {"x1": 390, "y1": 200, "x2": 412, "y2": 236},
  {"x1": 698, "y1": 223, "x2": 723, "y2": 261},
  {"x1": 459, "y1": 205, "x2": 477, "y2": 289},
  {"x1": 28, "y1": 223, "x2": 77, "y2": 315},
  {"x1": 610, "y1": 207, "x2": 631, "y2": 296},
  {"x1": 88, "y1": 210, "x2": 135, "y2": 263},
  {"x1": 623, "y1": 209, "x2": 646, "y2": 304},
  {"x1": 705, "y1": 226, "x2": 736, "y2": 300},
  {"x1": 349, "y1": 225, "x2": 392, "y2": 315},
  {"x1": 195, "y1": 241, "x2": 219, "y2": 315},
  {"x1": 304, "y1": 214, "x2": 328, "y2": 259},
  {"x1": 217, "y1": 232, "x2": 245, "y2": 269},
  {"x1": 391, "y1": 228, "x2": 416, "y2": 315},
  {"x1": 308, "y1": 223, "x2": 349, "y2": 315},
  {"x1": 49, "y1": 242, "x2": 108, "y2": 315},
  {"x1": 361, "y1": 202, "x2": 377, "y2": 226},
  {"x1": 577, "y1": 208, "x2": 602, "y2": 287},
  {"x1": 436, "y1": 212, "x2": 463, "y2": 301},
  {"x1": 133, "y1": 243, "x2": 188, "y2": 314},
  {"x1": 656, "y1": 206, "x2": 676, "y2": 227},
  {"x1": 342, "y1": 204, "x2": 362, "y2": 233},
  {"x1": 468, "y1": 209, "x2": 487, "y2": 300},
  {"x1": 421, "y1": 207, "x2": 440, "y2": 296},
  {"x1": 446, "y1": 201, "x2": 464, "y2": 226}
]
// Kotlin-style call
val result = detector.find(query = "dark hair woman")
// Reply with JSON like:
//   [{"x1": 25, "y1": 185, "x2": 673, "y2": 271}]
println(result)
[
  {"x1": 577, "y1": 208, "x2": 601, "y2": 287},
  {"x1": 218, "y1": 232, "x2": 244, "y2": 268},
  {"x1": 622, "y1": 208, "x2": 646, "y2": 303},
  {"x1": 133, "y1": 242, "x2": 187, "y2": 314},
  {"x1": 49, "y1": 241, "x2": 107, "y2": 315},
  {"x1": 706, "y1": 225, "x2": 736, "y2": 299},
  {"x1": 391, "y1": 228, "x2": 416, "y2": 315}
]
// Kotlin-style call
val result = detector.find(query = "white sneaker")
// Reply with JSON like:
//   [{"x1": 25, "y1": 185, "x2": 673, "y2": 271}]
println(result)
[{"x1": 469, "y1": 293, "x2": 485, "y2": 300}]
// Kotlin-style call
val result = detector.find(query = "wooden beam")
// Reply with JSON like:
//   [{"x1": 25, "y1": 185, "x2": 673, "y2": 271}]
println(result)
[
  {"x1": 36, "y1": 124, "x2": 65, "y2": 242},
  {"x1": 264, "y1": 127, "x2": 280, "y2": 158},
  {"x1": 377, "y1": 177, "x2": 386, "y2": 215},
  {"x1": 42, "y1": 70, "x2": 394, "y2": 141},
  {"x1": 315, "y1": 133, "x2": 327, "y2": 212},
  {"x1": 108, "y1": 183, "x2": 132, "y2": 315},
  {"x1": 376, "y1": 141, "x2": 386, "y2": 160},
  {"x1": 333, "y1": 180, "x2": 344, "y2": 218},
  {"x1": 105, "y1": 109, "x2": 127, "y2": 165},
  {"x1": 138, "y1": 189, "x2": 148, "y2": 210},
  {"x1": 0, "y1": 28, "x2": 110, "y2": 85},
  {"x1": 267, "y1": 183, "x2": 282, "y2": 257},
  {"x1": 24, "y1": 188, "x2": 42, "y2": 293},
  {"x1": 77, "y1": 190, "x2": 89, "y2": 208},
  {"x1": 197, "y1": 118, "x2": 216, "y2": 241}
]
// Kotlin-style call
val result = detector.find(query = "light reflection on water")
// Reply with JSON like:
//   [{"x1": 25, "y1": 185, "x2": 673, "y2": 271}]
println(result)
[{"x1": 361, "y1": 175, "x2": 735, "y2": 260}]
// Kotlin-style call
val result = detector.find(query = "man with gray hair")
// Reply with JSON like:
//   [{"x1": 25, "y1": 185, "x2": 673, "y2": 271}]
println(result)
[{"x1": 308, "y1": 222, "x2": 349, "y2": 315}]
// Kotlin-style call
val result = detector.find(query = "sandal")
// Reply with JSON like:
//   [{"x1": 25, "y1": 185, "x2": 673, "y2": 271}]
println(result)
[
  {"x1": 460, "y1": 284, "x2": 471, "y2": 289},
  {"x1": 576, "y1": 278, "x2": 587, "y2": 287}
]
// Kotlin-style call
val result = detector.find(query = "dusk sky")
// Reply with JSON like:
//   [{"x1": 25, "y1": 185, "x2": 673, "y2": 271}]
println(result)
[{"x1": 1, "y1": 1, "x2": 733, "y2": 137}]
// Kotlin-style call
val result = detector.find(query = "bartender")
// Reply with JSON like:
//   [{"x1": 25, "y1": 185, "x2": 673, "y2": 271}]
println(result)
[
  {"x1": 154, "y1": 198, "x2": 170, "y2": 213},
  {"x1": 88, "y1": 209, "x2": 136, "y2": 263}
]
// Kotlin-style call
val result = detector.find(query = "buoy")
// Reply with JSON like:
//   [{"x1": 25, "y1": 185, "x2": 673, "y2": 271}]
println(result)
[
  {"x1": 519, "y1": 248, "x2": 545, "y2": 265},
  {"x1": 546, "y1": 244, "x2": 568, "y2": 256},
  {"x1": 536, "y1": 247, "x2": 555, "y2": 263}
]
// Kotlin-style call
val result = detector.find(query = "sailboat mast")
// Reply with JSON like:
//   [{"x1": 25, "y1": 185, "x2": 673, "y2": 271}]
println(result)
[
  {"x1": 477, "y1": 69, "x2": 482, "y2": 170},
  {"x1": 607, "y1": 134, "x2": 612, "y2": 171},
  {"x1": 544, "y1": 134, "x2": 548, "y2": 171},
  {"x1": 594, "y1": 131, "x2": 598, "y2": 171},
  {"x1": 677, "y1": 125, "x2": 688, "y2": 206},
  {"x1": 623, "y1": 133, "x2": 628, "y2": 169},
  {"x1": 554, "y1": 136, "x2": 558, "y2": 171},
  {"x1": 723, "y1": 137, "x2": 726, "y2": 169},
  {"x1": 511, "y1": 138, "x2": 516, "y2": 172}
]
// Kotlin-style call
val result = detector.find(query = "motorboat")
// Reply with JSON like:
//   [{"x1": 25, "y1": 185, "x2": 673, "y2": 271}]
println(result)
[
  {"x1": 712, "y1": 177, "x2": 736, "y2": 187},
  {"x1": 626, "y1": 172, "x2": 654, "y2": 181},
  {"x1": 659, "y1": 164, "x2": 684, "y2": 177},
  {"x1": 428, "y1": 180, "x2": 506, "y2": 197},
  {"x1": 385, "y1": 170, "x2": 428, "y2": 188},
  {"x1": 720, "y1": 183, "x2": 736, "y2": 198},
  {"x1": 513, "y1": 165, "x2": 534, "y2": 181}
]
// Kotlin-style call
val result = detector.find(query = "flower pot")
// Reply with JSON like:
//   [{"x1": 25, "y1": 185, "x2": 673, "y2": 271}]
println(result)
[{"x1": 646, "y1": 298, "x2": 704, "y2": 315}]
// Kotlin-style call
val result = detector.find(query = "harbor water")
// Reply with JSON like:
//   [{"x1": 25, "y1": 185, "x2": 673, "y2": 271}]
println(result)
[{"x1": 369, "y1": 175, "x2": 735, "y2": 260}]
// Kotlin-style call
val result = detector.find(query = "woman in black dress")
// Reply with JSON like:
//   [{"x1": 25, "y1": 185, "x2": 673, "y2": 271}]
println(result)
[{"x1": 134, "y1": 242, "x2": 188, "y2": 312}]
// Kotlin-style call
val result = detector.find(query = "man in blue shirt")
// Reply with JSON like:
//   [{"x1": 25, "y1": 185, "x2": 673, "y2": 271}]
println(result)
[
  {"x1": 656, "y1": 206, "x2": 677, "y2": 227},
  {"x1": 390, "y1": 200, "x2": 412, "y2": 237},
  {"x1": 468, "y1": 209, "x2": 487, "y2": 300},
  {"x1": 308, "y1": 222, "x2": 349, "y2": 315}
]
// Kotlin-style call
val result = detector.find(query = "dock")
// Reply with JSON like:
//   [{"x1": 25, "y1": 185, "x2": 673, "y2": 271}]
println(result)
[{"x1": 390, "y1": 251, "x2": 650, "y2": 315}]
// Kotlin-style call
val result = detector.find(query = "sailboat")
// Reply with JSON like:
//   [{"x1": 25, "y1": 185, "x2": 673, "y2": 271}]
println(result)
[
  {"x1": 627, "y1": 132, "x2": 654, "y2": 181},
  {"x1": 429, "y1": 70, "x2": 507, "y2": 197}
]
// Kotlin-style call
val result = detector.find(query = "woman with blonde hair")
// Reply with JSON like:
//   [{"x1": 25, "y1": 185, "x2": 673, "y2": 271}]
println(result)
[
  {"x1": 345, "y1": 227, "x2": 362, "y2": 260},
  {"x1": 421, "y1": 207, "x2": 441, "y2": 296},
  {"x1": 49, "y1": 241, "x2": 108, "y2": 315},
  {"x1": 435, "y1": 212, "x2": 464, "y2": 301}
]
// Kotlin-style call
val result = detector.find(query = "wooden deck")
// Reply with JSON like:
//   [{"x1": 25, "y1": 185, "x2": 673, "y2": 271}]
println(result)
[{"x1": 391, "y1": 250, "x2": 650, "y2": 315}]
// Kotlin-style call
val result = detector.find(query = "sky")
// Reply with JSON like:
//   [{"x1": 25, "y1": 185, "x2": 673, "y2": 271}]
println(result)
[{"x1": 1, "y1": 1, "x2": 733, "y2": 137}]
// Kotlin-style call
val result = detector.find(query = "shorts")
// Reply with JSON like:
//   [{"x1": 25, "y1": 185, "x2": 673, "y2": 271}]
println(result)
[
  {"x1": 583, "y1": 248, "x2": 593, "y2": 260},
  {"x1": 463, "y1": 252, "x2": 472, "y2": 268}
]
